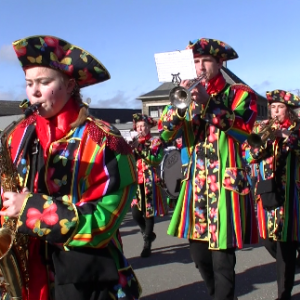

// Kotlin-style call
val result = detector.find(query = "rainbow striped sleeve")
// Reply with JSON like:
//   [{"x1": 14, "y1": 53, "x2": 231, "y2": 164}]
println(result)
[
  {"x1": 67, "y1": 142, "x2": 137, "y2": 248},
  {"x1": 201, "y1": 85, "x2": 257, "y2": 143}
]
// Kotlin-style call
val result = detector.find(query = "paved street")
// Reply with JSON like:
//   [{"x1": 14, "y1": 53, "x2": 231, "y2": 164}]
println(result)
[{"x1": 120, "y1": 211, "x2": 300, "y2": 300}]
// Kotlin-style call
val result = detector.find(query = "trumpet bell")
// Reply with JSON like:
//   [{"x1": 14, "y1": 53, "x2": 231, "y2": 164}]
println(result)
[
  {"x1": 247, "y1": 133, "x2": 264, "y2": 148},
  {"x1": 247, "y1": 117, "x2": 279, "y2": 147},
  {"x1": 169, "y1": 86, "x2": 192, "y2": 109},
  {"x1": 169, "y1": 73, "x2": 207, "y2": 109}
]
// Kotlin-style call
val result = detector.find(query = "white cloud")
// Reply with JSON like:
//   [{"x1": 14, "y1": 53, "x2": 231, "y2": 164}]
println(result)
[
  {"x1": 252, "y1": 80, "x2": 271, "y2": 93},
  {"x1": 0, "y1": 45, "x2": 18, "y2": 64},
  {"x1": 89, "y1": 91, "x2": 142, "y2": 109}
]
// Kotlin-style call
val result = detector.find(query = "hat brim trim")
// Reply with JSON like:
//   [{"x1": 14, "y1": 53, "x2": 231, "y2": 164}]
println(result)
[{"x1": 13, "y1": 35, "x2": 111, "y2": 88}]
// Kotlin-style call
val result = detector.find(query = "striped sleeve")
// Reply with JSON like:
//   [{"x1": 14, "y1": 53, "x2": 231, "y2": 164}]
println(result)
[
  {"x1": 201, "y1": 85, "x2": 257, "y2": 143},
  {"x1": 67, "y1": 142, "x2": 137, "y2": 248},
  {"x1": 17, "y1": 139, "x2": 137, "y2": 248}
]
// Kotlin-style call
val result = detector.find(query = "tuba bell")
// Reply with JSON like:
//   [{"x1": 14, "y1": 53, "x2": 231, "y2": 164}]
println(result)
[
  {"x1": 169, "y1": 73, "x2": 207, "y2": 109},
  {"x1": 247, "y1": 116, "x2": 279, "y2": 148}
]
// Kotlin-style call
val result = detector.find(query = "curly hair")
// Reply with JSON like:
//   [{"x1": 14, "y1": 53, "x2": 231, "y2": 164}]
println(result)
[{"x1": 69, "y1": 84, "x2": 89, "y2": 128}]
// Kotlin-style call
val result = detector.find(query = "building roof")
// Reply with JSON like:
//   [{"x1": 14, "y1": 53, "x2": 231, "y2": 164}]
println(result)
[
  {"x1": 137, "y1": 67, "x2": 267, "y2": 103},
  {"x1": 89, "y1": 108, "x2": 141, "y2": 124},
  {"x1": 0, "y1": 102, "x2": 141, "y2": 125},
  {"x1": 137, "y1": 82, "x2": 175, "y2": 100},
  {"x1": 0, "y1": 100, "x2": 23, "y2": 116}
]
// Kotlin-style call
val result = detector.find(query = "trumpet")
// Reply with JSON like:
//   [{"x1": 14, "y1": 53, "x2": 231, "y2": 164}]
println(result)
[
  {"x1": 169, "y1": 73, "x2": 207, "y2": 109},
  {"x1": 247, "y1": 116, "x2": 279, "y2": 147}
]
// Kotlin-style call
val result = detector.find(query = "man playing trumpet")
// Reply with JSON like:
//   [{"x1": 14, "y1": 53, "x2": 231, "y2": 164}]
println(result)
[
  {"x1": 158, "y1": 38, "x2": 258, "y2": 300},
  {"x1": 243, "y1": 90, "x2": 300, "y2": 300}
]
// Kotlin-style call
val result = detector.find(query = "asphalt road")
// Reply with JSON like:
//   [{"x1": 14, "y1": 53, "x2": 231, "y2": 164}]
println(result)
[{"x1": 120, "y1": 211, "x2": 300, "y2": 300}]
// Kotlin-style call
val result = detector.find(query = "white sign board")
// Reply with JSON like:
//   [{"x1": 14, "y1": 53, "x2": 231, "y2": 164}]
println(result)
[{"x1": 154, "y1": 49, "x2": 197, "y2": 83}]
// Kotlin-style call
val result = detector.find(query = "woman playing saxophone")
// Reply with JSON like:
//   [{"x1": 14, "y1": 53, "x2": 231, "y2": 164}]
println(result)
[{"x1": 0, "y1": 35, "x2": 141, "y2": 300}]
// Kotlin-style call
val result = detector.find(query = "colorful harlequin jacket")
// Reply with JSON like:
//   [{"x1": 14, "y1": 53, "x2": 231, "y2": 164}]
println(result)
[
  {"x1": 158, "y1": 73, "x2": 258, "y2": 250},
  {"x1": 0, "y1": 99, "x2": 141, "y2": 300},
  {"x1": 243, "y1": 118, "x2": 300, "y2": 242},
  {"x1": 131, "y1": 134, "x2": 168, "y2": 218}
]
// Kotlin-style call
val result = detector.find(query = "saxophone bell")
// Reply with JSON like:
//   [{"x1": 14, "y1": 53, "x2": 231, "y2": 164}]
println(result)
[{"x1": 0, "y1": 227, "x2": 26, "y2": 299}]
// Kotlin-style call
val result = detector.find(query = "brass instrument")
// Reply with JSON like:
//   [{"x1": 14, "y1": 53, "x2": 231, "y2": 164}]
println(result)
[
  {"x1": 128, "y1": 131, "x2": 143, "y2": 148},
  {"x1": 0, "y1": 102, "x2": 40, "y2": 299},
  {"x1": 247, "y1": 116, "x2": 279, "y2": 147},
  {"x1": 169, "y1": 73, "x2": 207, "y2": 109}
]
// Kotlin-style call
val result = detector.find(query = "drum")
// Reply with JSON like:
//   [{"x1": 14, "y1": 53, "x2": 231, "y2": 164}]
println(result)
[{"x1": 160, "y1": 149, "x2": 182, "y2": 199}]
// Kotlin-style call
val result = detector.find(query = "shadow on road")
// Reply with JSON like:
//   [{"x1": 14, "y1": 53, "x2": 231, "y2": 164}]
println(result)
[
  {"x1": 236, "y1": 261, "x2": 300, "y2": 298},
  {"x1": 141, "y1": 281, "x2": 209, "y2": 300},
  {"x1": 141, "y1": 266, "x2": 300, "y2": 300},
  {"x1": 121, "y1": 211, "x2": 173, "y2": 229},
  {"x1": 129, "y1": 243, "x2": 192, "y2": 270},
  {"x1": 120, "y1": 228, "x2": 141, "y2": 237}
]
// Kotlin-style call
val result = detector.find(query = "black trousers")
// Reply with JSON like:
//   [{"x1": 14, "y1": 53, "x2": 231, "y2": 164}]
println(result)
[
  {"x1": 261, "y1": 238, "x2": 297, "y2": 300},
  {"x1": 189, "y1": 240, "x2": 236, "y2": 300},
  {"x1": 55, "y1": 283, "x2": 112, "y2": 300},
  {"x1": 131, "y1": 184, "x2": 154, "y2": 235}
]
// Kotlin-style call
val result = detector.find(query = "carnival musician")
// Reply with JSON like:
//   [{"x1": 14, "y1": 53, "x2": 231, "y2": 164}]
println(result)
[
  {"x1": 158, "y1": 38, "x2": 258, "y2": 300},
  {"x1": 0, "y1": 35, "x2": 141, "y2": 300},
  {"x1": 243, "y1": 90, "x2": 300, "y2": 300},
  {"x1": 130, "y1": 113, "x2": 167, "y2": 258}
]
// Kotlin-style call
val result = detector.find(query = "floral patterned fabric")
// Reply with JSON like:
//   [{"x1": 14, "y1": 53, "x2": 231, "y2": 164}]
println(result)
[
  {"x1": 266, "y1": 89, "x2": 300, "y2": 107},
  {"x1": 158, "y1": 72, "x2": 258, "y2": 250},
  {"x1": 131, "y1": 135, "x2": 168, "y2": 218},
  {"x1": 12, "y1": 35, "x2": 110, "y2": 88},
  {"x1": 186, "y1": 38, "x2": 238, "y2": 61},
  {"x1": 243, "y1": 119, "x2": 300, "y2": 242}
]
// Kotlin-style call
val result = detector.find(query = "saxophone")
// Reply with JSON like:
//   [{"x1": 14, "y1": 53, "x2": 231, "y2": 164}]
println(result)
[{"x1": 0, "y1": 103, "x2": 40, "y2": 300}]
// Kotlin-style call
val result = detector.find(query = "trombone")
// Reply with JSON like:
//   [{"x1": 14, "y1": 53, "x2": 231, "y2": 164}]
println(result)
[
  {"x1": 247, "y1": 116, "x2": 279, "y2": 147},
  {"x1": 169, "y1": 73, "x2": 207, "y2": 109}
]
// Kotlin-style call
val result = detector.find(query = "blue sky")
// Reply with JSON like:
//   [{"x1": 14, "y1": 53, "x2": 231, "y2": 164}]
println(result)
[{"x1": 0, "y1": 0, "x2": 299, "y2": 109}]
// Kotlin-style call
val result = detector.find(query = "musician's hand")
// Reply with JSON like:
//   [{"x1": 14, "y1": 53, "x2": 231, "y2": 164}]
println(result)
[
  {"x1": 0, "y1": 189, "x2": 30, "y2": 218},
  {"x1": 191, "y1": 85, "x2": 209, "y2": 105},
  {"x1": 131, "y1": 138, "x2": 140, "y2": 149},
  {"x1": 179, "y1": 80, "x2": 190, "y2": 89},
  {"x1": 179, "y1": 80, "x2": 209, "y2": 105},
  {"x1": 260, "y1": 120, "x2": 269, "y2": 126},
  {"x1": 274, "y1": 129, "x2": 291, "y2": 139}
]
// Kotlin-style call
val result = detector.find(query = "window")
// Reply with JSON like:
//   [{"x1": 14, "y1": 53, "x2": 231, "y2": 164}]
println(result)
[
  {"x1": 257, "y1": 105, "x2": 261, "y2": 116},
  {"x1": 149, "y1": 106, "x2": 165, "y2": 118}
]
